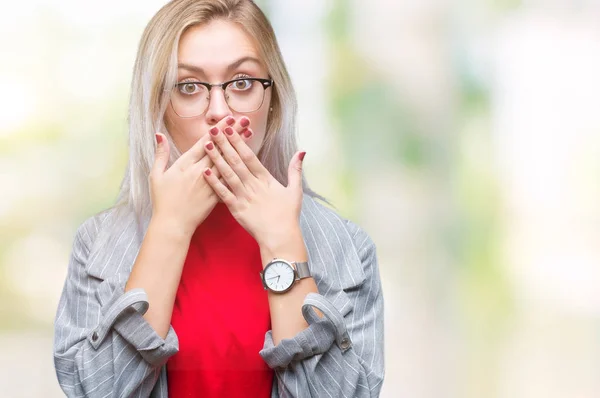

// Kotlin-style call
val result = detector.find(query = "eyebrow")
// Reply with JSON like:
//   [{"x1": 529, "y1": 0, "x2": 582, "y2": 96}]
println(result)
[{"x1": 177, "y1": 56, "x2": 263, "y2": 75}]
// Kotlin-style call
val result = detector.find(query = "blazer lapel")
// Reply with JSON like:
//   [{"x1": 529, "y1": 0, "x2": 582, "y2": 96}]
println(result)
[
  {"x1": 85, "y1": 207, "x2": 144, "y2": 281},
  {"x1": 83, "y1": 196, "x2": 365, "y2": 317}
]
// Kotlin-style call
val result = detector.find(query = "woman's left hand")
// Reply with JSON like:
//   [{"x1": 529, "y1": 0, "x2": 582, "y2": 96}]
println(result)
[{"x1": 202, "y1": 123, "x2": 306, "y2": 251}]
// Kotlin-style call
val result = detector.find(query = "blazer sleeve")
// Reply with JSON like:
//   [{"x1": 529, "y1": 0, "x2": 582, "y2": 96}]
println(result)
[
  {"x1": 53, "y1": 220, "x2": 178, "y2": 397},
  {"x1": 259, "y1": 223, "x2": 385, "y2": 397}
]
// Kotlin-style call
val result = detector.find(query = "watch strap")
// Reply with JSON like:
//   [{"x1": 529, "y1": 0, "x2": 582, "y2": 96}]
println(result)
[{"x1": 294, "y1": 261, "x2": 311, "y2": 279}]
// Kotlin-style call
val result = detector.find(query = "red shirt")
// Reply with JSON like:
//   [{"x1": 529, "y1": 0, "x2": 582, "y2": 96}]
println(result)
[{"x1": 167, "y1": 203, "x2": 273, "y2": 397}]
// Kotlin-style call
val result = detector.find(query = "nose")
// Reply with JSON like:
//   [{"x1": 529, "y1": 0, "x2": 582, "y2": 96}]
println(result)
[{"x1": 205, "y1": 87, "x2": 233, "y2": 126}]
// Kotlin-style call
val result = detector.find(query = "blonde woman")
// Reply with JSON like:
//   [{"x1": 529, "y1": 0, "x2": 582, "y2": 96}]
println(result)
[{"x1": 53, "y1": 0, "x2": 384, "y2": 397}]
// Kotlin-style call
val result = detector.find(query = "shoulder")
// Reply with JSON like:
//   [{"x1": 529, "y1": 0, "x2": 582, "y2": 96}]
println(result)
[
  {"x1": 69, "y1": 208, "x2": 112, "y2": 257},
  {"x1": 73, "y1": 207, "x2": 115, "y2": 244},
  {"x1": 300, "y1": 194, "x2": 376, "y2": 254},
  {"x1": 71, "y1": 205, "x2": 142, "y2": 280},
  {"x1": 300, "y1": 195, "x2": 377, "y2": 288},
  {"x1": 72, "y1": 205, "x2": 134, "y2": 258}
]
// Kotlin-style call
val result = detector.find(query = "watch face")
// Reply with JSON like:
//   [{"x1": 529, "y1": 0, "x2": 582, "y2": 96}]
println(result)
[{"x1": 263, "y1": 260, "x2": 295, "y2": 292}]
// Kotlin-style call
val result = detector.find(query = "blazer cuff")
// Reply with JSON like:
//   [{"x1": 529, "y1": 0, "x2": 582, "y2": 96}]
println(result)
[
  {"x1": 259, "y1": 292, "x2": 352, "y2": 368},
  {"x1": 86, "y1": 280, "x2": 179, "y2": 367}
]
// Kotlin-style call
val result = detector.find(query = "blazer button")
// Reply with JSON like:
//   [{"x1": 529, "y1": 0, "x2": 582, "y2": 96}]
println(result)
[
  {"x1": 91, "y1": 332, "x2": 98, "y2": 342},
  {"x1": 340, "y1": 338, "x2": 350, "y2": 349}
]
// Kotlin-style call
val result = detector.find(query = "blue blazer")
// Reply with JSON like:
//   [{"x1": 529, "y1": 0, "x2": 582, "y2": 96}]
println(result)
[{"x1": 53, "y1": 194, "x2": 385, "y2": 397}]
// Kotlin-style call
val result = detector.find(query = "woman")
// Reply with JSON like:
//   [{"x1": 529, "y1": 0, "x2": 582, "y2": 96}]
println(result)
[{"x1": 53, "y1": 0, "x2": 384, "y2": 397}]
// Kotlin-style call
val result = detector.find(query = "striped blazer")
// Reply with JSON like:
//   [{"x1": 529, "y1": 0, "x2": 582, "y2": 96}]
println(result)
[{"x1": 53, "y1": 194, "x2": 384, "y2": 397}]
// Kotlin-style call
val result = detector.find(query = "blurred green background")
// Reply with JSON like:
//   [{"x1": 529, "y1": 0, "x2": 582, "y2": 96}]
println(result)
[{"x1": 2, "y1": 1, "x2": 600, "y2": 397}]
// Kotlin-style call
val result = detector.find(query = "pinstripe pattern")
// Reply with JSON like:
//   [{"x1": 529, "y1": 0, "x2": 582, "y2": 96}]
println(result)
[{"x1": 54, "y1": 195, "x2": 384, "y2": 397}]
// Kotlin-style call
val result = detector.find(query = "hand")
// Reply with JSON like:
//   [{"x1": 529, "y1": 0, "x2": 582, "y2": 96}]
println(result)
[
  {"x1": 149, "y1": 117, "x2": 252, "y2": 237},
  {"x1": 201, "y1": 122, "x2": 306, "y2": 249}
]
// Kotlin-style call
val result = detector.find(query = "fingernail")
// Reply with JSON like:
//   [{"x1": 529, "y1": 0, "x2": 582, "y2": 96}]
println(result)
[
  {"x1": 244, "y1": 129, "x2": 253, "y2": 138},
  {"x1": 156, "y1": 134, "x2": 163, "y2": 144},
  {"x1": 210, "y1": 127, "x2": 219, "y2": 136},
  {"x1": 224, "y1": 127, "x2": 234, "y2": 136},
  {"x1": 240, "y1": 118, "x2": 250, "y2": 128},
  {"x1": 299, "y1": 151, "x2": 306, "y2": 161},
  {"x1": 206, "y1": 142, "x2": 214, "y2": 150},
  {"x1": 226, "y1": 116, "x2": 235, "y2": 126},
  {"x1": 240, "y1": 128, "x2": 248, "y2": 137},
  {"x1": 204, "y1": 168, "x2": 212, "y2": 176}
]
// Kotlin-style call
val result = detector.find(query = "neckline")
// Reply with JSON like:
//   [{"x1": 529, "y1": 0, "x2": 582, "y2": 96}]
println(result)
[{"x1": 194, "y1": 202, "x2": 238, "y2": 236}]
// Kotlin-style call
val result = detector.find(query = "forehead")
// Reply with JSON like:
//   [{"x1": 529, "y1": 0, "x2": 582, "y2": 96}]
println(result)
[{"x1": 178, "y1": 19, "x2": 263, "y2": 73}]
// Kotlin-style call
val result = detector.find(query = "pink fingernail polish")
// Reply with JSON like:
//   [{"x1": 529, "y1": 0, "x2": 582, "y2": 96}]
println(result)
[
  {"x1": 244, "y1": 129, "x2": 253, "y2": 138},
  {"x1": 240, "y1": 118, "x2": 250, "y2": 128},
  {"x1": 299, "y1": 151, "x2": 306, "y2": 161},
  {"x1": 225, "y1": 127, "x2": 234, "y2": 136},
  {"x1": 204, "y1": 168, "x2": 212, "y2": 176},
  {"x1": 210, "y1": 127, "x2": 219, "y2": 136},
  {"x1": 206, "y1": 142, "x2": 214, "y2": 150},
  {"x1": 226, "y1": 117, "x2": 235, "y2": 126}
]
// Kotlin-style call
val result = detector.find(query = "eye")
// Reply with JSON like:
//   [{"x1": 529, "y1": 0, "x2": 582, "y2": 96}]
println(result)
[
  {"x1": 230, "y1": 78, "x2": 253, "y2": 91},
  {"x1": 178, "y1": 82, "x2": 201, "y2": 95}
]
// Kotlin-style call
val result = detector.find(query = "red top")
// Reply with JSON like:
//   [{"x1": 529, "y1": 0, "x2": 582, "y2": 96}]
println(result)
[{"x1": 167, "y1": 203, "x2": 273, "y2": 397}]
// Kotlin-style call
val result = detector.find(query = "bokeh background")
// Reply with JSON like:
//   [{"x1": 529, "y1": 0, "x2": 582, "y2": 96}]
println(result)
[{"x1": 1, "y1": 0, "x2": 600, "y2": 397}]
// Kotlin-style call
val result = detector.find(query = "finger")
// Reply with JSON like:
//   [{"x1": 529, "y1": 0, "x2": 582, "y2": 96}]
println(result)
[
  {"x1": 287, "y1": 151, "x2": 306, "y2": 190},
  {"x1": 204, "y1": 172, "x2": 228, "y2": 202},
  {"x1": 226, "y1": 127, "x2": 270, "y2": 179},
  {"x1": 221, "y1": 115, "x2": 249, "y2": 134},
  {"x1": 204, "y1": 136, "x2": 246, "y2": 196},
  {"x1": 225, "y1": 115, "x2": 251, "y2": 135},
  {"x1": 234, "y1": 116, "x2": 251, "y2": 133},
  {"x1": 151, "y1": 133, "x2": 170, "y2": 176},
  {"x1": 189, "y1": 153, "x2": 219, "y2": 178},
  {"x1": 216, "y1": 126, "x2": 254, "y2": 181},
  {"x1": 176, "y1": 116, "x2": 238, "y2": 169},
  {"x1": 188, "y1": 125, "x2": 253, "y2": 176},
  {"x1": 203, "y1": 168, "x2": 236, "y2": 207},
  {"x1": 175, "y1": 130, "x2": 214, "y2": 169}
]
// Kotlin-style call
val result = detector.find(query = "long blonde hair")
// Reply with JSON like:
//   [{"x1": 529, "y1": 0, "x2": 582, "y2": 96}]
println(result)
[{"x1": 115, "y1": 0, "x2": 325, "y2": 225}]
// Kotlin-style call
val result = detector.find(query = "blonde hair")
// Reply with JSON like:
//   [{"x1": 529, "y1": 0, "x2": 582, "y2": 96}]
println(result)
[{"x1": 115, "y1": 0, "x2": 325, "y2": 224}]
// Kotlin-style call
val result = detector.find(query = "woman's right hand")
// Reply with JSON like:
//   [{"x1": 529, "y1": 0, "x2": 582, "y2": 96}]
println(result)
[{"x1": 149, "y1": 117, "x2": 251, "y2": 237}]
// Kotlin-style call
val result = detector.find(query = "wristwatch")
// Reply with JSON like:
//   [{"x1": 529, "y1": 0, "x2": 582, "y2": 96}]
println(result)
[{"x1": 260, "y1": 258, "x2": 311, "y2": 293}]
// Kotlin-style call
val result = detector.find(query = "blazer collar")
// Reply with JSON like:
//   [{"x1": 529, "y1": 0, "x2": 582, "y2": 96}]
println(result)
[{"x1": 85, "y1": 196, "x2": 366, "y2": 292}]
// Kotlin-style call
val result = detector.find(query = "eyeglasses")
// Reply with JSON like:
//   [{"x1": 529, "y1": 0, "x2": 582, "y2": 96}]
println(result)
[{"x1": 170, "y1": 77, "x2": 273, "y2": 118}]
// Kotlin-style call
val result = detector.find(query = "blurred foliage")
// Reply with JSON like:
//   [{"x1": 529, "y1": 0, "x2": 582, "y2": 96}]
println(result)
[
  {"x1": 325, "y1": 1, "x2": 515, "y2": 396},
  {"x1": 326, "y1": 0, "x2": 425, "y2": 171}
]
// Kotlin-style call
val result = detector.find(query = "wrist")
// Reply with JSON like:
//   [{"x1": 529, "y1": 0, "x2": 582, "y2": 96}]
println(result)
[
  {"x1": 149, "y1": 214, "x2": 194, "y2": 242},
  {"x1": 259, "y1": 225, "x2": 307, "y2": 266}
]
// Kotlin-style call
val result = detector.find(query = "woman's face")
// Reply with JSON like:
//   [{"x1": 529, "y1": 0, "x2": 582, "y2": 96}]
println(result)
[{"x1": 164, "y1": 19, "x2": 272, "y2": 154}]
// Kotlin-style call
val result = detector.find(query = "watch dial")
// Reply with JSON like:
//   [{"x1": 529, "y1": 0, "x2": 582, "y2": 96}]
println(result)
[{"x1": 264, "y1": 261, "x2": 295, "y2": 292}]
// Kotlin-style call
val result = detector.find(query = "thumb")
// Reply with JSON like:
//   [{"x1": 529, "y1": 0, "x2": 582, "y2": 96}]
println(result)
[
  {"x1": 152, "y1": 133, "x2": 170, "y2": 175},
  {"x1": 287, "y1": 151, "x2": 306, "y2": 190}
]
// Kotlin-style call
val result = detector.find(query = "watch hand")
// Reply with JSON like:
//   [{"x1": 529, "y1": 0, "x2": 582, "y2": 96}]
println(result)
[{"x1": 267, "y1": 276, "x2": 279, "y2": 280}]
